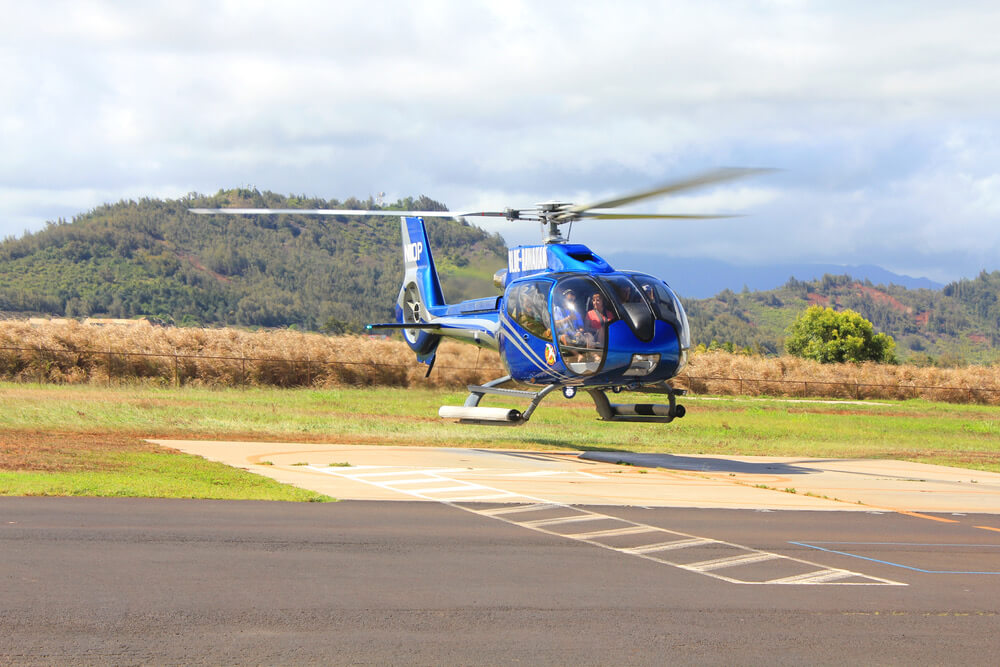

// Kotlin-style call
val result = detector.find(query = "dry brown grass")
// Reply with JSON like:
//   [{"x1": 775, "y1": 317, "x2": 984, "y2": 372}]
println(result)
[
  {"x1": 2, "y1": 320, "x2": 999, "y2": 404},
  {"x1": 678, "y1": 350, "x2": 1000, "y2": 405},
  {"x1": 0, "y1": 320, "x2": 501, "y2": 388}
]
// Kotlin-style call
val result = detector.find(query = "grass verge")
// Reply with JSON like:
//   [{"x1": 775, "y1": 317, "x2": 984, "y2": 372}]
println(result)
[
  {"x1": 0, "y1": 430, "x2": 330, "y2": 501},
  {"x1": 0, "y1": 382, "x2": 998, "y2": 500}
]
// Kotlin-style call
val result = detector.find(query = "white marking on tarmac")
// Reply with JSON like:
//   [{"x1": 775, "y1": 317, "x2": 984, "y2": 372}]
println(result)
[{"x1": 308, "y1": 464, "x2": 906, "y2": 587}]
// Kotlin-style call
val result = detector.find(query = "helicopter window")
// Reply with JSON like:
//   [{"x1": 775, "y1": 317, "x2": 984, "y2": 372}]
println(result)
[
  {"x1": 553, "y1": 276, "x2": 607, "y2": 374},
  {"x1": 506, "y1": 280, "x2": 552, "y2": 340},
  {"x1": 626, "y1": 273, "x2": 691, "y2": 350},
  {"x1": 628, "y1": 274, "x2": 676, "y2": 318},
  {"x1": 599, "y1": 275, "x2": 655, "y2": 342}
]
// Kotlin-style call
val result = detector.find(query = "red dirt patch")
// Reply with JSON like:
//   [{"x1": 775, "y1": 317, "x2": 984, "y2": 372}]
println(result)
[
  {"x1": 0, "y1": 431, "x2": 167, "y2": 472},
  {"x1": 179, "y1": 253, "x2": 231, "y2": 284},
  {"x1": 806, "y1": 293, "x2": 829, "y2": 307},
  {"x1": 854, "y1": 284, "x2": 911, "y2": 314}
]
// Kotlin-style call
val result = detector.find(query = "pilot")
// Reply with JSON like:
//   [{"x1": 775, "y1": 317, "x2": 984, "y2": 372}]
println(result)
[{"x1": 553, "y1": 289, "x2": 589, "y2": 348}]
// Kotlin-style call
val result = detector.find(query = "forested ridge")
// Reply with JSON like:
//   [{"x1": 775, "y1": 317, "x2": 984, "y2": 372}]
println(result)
[
  {"x1": 0, "y1": 189, "x2": 508, "y2": 331},
  {"x1": 1, "y1": 190, "x2": 998, "y2": 364},
  {"x1": 683, "y1": 271, "x2": 1000, "y2": 364}
]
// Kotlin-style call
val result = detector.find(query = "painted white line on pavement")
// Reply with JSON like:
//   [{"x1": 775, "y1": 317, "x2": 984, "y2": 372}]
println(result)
[{"x1": 307, "y1": 465, "x2": 905, "y2": 587}]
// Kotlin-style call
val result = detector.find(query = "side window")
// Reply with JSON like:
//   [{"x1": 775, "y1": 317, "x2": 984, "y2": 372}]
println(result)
[{"x1": 506, "y1": 280, "x2": 552, "y2": 340}]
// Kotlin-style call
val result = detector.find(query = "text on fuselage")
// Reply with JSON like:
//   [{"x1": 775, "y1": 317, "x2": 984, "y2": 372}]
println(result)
[{"x1": 508, "y1": 246, "x2": 547, "y2": 274}]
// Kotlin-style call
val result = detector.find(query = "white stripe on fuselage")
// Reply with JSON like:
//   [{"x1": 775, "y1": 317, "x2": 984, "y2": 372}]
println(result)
[{"x1": 499, "y1": 315, "x2": 573, "y2": 381}]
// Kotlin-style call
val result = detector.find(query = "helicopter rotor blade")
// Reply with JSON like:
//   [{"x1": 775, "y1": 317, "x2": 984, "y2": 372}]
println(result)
[
  {"x1": 555, "y1": 167, "x2": 774, "y2": 220},
  {"x1": 187, "y1": 208, "x2": 494, "y2": 217},
  {"x1": 577, "y1": 212, "x2": 743, "y2": 220}
]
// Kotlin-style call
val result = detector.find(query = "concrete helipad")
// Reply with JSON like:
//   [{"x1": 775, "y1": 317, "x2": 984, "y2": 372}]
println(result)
[{"x1": 152, "y1": 440, "x2": 1000, "y2": 514}]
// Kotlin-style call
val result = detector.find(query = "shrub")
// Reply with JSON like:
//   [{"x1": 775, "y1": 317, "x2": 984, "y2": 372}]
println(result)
[{"x1": 785, "y1": 306, "x2": 896, "y2": 364}]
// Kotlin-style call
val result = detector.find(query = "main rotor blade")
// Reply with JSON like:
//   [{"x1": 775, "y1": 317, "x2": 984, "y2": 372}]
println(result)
[
  {"x1": 188, "y1": 208, "x2": 503, "y2": 217},
  {"x1": 578, "y1": 212, "x2": 742, "y2": 220},
  {"x1": 559, "y1": 167, "x2": 774, "y2": 218}
]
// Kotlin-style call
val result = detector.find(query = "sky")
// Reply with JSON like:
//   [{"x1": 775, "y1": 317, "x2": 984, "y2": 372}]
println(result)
[{"x1": 2, "y1": 1, "x2": 1000, "y2": 284}]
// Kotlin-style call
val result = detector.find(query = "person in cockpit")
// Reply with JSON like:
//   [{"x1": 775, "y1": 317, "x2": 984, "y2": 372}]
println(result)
[
  {"x1": 586, "y1": 291, "x2": 615, "y2": 346},
  {"x1": 554, "y1": 288, "x2": 591, "y2": 349}
]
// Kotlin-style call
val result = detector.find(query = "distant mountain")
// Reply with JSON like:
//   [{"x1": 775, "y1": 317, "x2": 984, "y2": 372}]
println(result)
[{"x1": 600, "y1": 252, "x2": 943, "y2": 299}]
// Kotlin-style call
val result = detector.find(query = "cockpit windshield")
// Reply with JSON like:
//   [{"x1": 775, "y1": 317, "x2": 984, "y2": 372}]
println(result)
[
  {"x1": 597, "y1": 275, "x2": 655, "y2": 342},
  {"x1": 625, "y1": 272, "x2": 691, "y2": 350}
]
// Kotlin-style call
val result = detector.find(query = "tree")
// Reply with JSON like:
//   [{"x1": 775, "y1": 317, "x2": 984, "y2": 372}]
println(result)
[{"x1": 785, "y1": 306, "x2": 897, "y2": 364}]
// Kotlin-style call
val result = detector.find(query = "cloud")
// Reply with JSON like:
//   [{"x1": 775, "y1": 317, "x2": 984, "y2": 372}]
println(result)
[{"x1": 1, "y1": 1, "x2": 1000, "y2": 281}]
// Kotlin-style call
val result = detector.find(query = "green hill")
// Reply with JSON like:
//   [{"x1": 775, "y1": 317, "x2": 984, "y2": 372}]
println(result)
[
  {"x1": 0, "y1": 189, "x2": 507, "y2": 331},
  {"x1": 684, "y1": 272, "x2": 1000, "y2": 365}
]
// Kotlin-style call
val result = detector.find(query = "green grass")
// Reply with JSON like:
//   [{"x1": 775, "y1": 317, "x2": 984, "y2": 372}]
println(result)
[
  {"x1": 0, "y1": 451, "x2": 328, "y2": 502},
  {"x1": 1, "y1": 381, "x2": 998, "y2": 503}
]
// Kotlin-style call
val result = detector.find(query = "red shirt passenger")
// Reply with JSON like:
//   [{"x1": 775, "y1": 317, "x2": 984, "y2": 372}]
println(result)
[{"x1": 585, "y1": 292, "x2": 615, "y2": 344}]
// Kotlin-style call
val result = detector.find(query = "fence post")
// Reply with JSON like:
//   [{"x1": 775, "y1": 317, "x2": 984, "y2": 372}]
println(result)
[
  {"x1": 174, "y1": 354, "x2": 179, "y2": 387},
  {"x1": 241, "y1": 356, "x2": 246, "y2": 389}
]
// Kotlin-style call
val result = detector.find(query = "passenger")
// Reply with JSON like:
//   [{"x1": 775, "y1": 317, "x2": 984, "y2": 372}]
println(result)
[
  {"x1": 640, "y1": 282, "x2": 659, "y2": 308},
  {"x1": 511, "y1": 288, "x2": 533, "y2": 329},
  {"x1": 512, "y1": 285, "x2": 549, "y2": 339},
  {"x1": 530, "y1": 285, "x2": 551, "y2": 339},
  {"x1": 616, "y1": 281, "x2": 637, "y2": 304},
  {"x1": 586, "y1": 291, "x2": 615, "y2": 345}
]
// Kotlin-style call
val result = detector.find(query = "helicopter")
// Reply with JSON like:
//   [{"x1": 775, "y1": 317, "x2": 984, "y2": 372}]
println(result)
[{"x1": 190, "y1": 167, "x2": 770, "y2": 425}]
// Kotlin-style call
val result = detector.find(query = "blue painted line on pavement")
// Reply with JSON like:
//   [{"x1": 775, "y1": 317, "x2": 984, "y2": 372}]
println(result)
[{"x1": 790, "y1": 541, "x2": 1000, "y2": 575}]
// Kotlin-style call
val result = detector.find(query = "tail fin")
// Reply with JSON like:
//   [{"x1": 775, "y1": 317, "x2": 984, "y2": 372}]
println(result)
[{"x1": 395, "y1": 216, "x2": 444, "y2": 362}]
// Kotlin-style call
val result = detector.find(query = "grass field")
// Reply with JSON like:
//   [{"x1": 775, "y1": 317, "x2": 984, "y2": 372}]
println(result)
[{"x1": 1, "y1": 381, "x2": 998, "y2": 500}]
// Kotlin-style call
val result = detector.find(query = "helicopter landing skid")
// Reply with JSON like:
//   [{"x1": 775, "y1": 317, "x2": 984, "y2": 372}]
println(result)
[
  {"x1": 438, "y1": 376, "x2": 558, "y2": 426},
  {"x1": 586, "y1": 386, "x2": 686, "y2": 423}
]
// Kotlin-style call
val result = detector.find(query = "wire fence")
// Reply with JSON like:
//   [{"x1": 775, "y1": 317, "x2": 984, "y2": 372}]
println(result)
[
  {"x1": 672, "y1": 374, "x2": 1000, "y2": 405},
  {"x1": 1, "y1": 345, "x2": 999, "y2": 405}
]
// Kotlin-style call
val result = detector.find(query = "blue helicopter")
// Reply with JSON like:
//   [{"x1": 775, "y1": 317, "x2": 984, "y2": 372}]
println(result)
[{"x1": 191, "y1": 168, "x2": 768, "y2": 425}]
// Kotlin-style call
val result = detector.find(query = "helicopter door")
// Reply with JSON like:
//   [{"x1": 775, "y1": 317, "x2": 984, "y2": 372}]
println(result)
[{"x1": 552, "y1": 276, "x2": 607, "y2": 375}]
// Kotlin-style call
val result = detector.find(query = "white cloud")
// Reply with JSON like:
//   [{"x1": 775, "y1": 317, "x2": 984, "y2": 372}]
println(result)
[{"x1": 1, "y1": 1, "x2": 1000, "y2": 281}]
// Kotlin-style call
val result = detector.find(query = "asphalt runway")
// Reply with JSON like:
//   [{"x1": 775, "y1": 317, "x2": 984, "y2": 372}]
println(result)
[{"x1": 3, "y1": 496, "x2": 999, "y2": 665}]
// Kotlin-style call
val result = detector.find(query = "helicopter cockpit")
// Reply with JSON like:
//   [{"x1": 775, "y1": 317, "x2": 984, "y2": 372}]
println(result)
[{"x1": 506, "y1": 272, "x2": 690, "y2": 377}]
